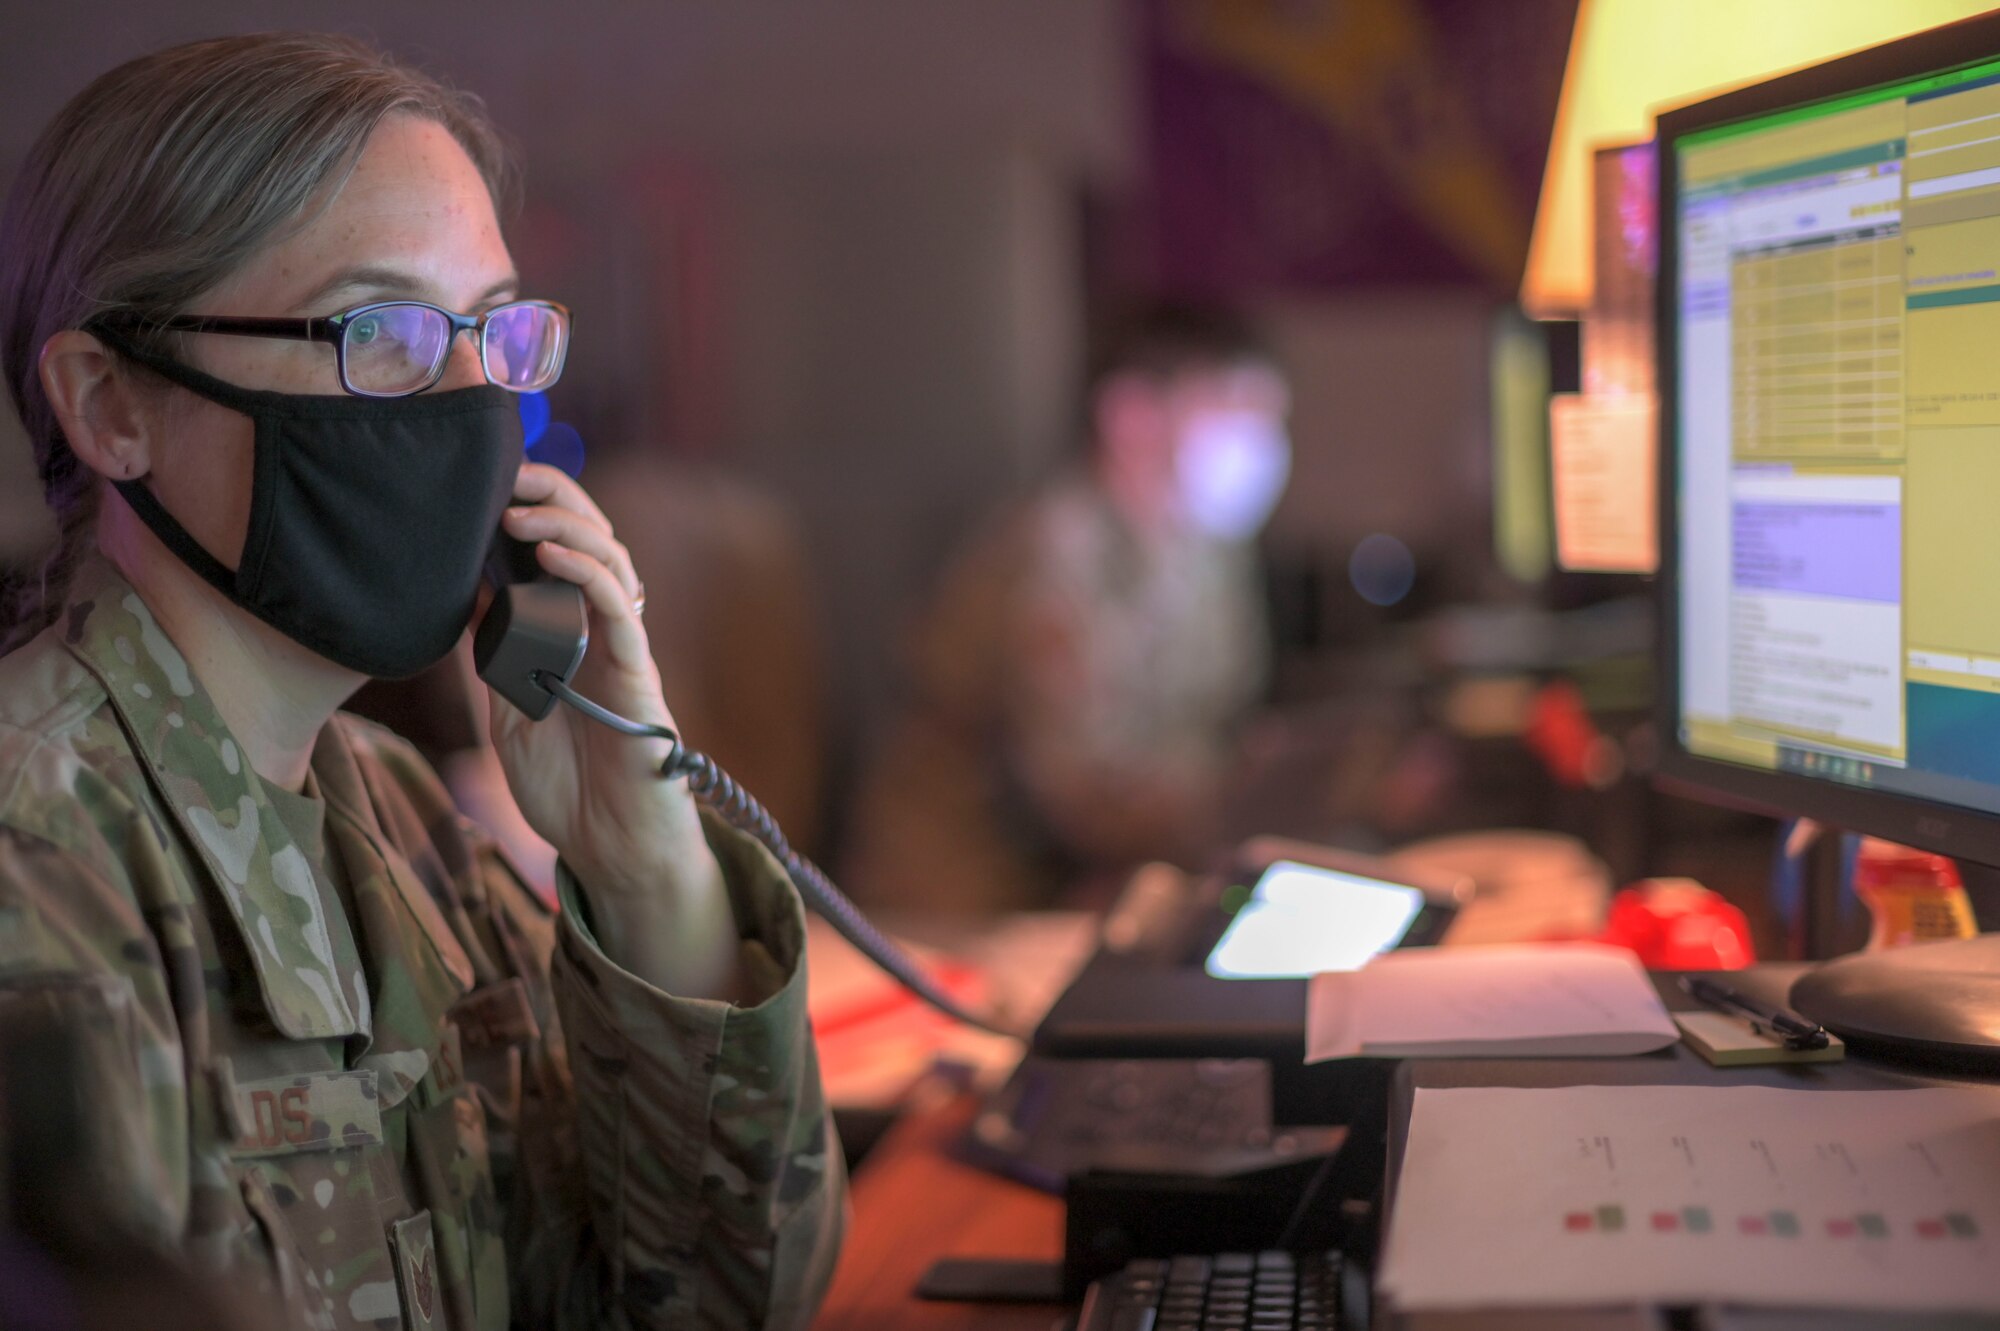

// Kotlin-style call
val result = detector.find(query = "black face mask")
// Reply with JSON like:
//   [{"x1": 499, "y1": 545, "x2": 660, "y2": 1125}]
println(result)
[{"x1": 93, "y1": 327, "x2": 523, "y2": 679}]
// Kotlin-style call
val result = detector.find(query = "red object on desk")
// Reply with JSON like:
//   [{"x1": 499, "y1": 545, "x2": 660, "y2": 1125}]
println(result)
[
  {"x1": 1524, "y1": 679, "x2": 1621, "y2": 789},
  {"x1": 809, "y1": 954, "x2": 989, "y2": 1108},
  {"x1": 811, "y1": 958, "x2": 985, "y2": 1039},
  {"x1": 1596, "y1": 879, "x2": 1754, "y2": 970}
]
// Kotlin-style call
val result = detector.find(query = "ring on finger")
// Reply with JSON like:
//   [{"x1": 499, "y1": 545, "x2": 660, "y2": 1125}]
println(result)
[{"x1": 631, "y1": 583, "x2": 647, "y2": 618}]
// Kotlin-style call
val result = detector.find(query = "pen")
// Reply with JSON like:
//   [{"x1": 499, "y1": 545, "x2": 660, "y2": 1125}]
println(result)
[{"x1": 1679, "y1": 976, "x2": 1830, "y2": 1050}]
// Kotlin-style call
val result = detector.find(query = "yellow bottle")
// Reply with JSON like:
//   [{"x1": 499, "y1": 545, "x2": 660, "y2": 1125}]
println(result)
[{"x1": 1852, "y1": 837, "x2": 1978, "y2": 951}]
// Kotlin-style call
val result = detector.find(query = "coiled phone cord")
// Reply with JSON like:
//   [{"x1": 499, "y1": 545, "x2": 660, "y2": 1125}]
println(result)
[{"x1": 539, "y1": 672, "x2": 1025, "y2": 1040}]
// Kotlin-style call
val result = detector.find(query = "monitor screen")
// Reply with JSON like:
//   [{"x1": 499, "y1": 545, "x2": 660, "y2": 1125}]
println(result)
[{"x1": 1666, "y1": 27, "x2": 2000, "y2": 842}]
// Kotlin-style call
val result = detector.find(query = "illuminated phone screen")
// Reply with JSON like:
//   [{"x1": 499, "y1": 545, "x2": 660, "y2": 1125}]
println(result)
[{"x1": 1203, "y1": 860, "x2": 1427, "y2": 979}]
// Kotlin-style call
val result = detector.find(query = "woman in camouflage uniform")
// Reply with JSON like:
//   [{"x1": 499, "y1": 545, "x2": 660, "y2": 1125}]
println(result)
[{"x1": 0, "y1": 33, "x2": 841, "y2": 1330}]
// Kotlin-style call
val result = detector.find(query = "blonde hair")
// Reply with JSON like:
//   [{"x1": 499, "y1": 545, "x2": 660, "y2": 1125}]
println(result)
[{"x1": 0, "y1": 32, "x2": 514, "y2": 652}]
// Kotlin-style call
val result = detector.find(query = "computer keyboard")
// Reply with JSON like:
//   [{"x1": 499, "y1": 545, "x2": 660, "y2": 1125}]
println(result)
[{"x1": 1075, "y1": 1250, "x2": 1347, "y2": 1331}]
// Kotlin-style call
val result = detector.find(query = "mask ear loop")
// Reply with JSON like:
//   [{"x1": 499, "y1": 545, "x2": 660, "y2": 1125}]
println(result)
[
  {"x1": 86, "y1": 322, "x2": 277, "y2": 415},
  {"x1": 110, "y1": 477, "x2": 244, "y2": 591},
  {"x1": 82, "y1": 324, "x2": 257, "y2": 596}
]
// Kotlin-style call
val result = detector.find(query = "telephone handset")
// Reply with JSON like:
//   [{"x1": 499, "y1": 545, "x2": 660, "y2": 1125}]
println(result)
[
  {"x1": 473, "y1": 535, "x2": 1012, "y2": 1036},
  {"x1": 474, "y1": 535, "x2": 589, "y2": 720}
]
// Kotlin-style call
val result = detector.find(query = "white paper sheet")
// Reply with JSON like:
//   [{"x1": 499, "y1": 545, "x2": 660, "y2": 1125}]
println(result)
[
  {"x1": 1550, "y1": 393, "x2": 1657, "y2": 573},
  {"x1": 1380, "y1": 1085, "x2": 2000, "y2": 1313},
  {"x1": 1305, "y1": 944, "x2": 1679, "y2": 1061}
]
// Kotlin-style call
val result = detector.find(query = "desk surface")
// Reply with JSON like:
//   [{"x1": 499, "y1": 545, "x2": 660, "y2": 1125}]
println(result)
[{"x1": 813, "y1": 1086, "x2": 1066, "y2": 1331}]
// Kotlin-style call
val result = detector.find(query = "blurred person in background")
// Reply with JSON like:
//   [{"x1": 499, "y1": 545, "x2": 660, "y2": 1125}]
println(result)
[
  {"x1": 0, "y1": 33, "x2": 839, "y2": 1330},
  {"x1": 846, "y1": 304, "x2": 1291, "y2": 915}
]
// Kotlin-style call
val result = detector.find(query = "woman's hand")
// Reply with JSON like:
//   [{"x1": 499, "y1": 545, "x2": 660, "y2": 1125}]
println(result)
[{"x1": 486, "y1": 461, "x2": 742, "y2": 997}]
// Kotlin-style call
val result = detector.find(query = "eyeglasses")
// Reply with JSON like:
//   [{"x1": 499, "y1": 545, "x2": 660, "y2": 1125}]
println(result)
[{"x1": 100, "y1": 299, "x2": 571, "y2": 398}]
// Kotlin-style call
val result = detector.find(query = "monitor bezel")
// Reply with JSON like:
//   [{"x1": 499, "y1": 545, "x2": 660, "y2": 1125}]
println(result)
[{"x1": 1655, "y1": 10, "x2": 2000, "y2": 867}]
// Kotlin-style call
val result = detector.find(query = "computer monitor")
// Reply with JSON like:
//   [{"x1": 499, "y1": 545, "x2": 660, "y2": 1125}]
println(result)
[{"x1": 1656, "y1": 13, "x2": 2000, "y2": 1067}]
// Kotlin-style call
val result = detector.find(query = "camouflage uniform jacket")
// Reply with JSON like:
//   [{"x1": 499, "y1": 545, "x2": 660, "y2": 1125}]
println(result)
[{"x1": 0, "y1": 559, "x2": 844, "y2": 1329}]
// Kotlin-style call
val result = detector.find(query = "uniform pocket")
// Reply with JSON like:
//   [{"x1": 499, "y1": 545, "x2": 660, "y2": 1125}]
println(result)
[
  {"x1": 223, "y1": 1066, "x2": 401, "y2": 1331},
  {"x1": 239, "y1": 1168, "x2": 344, "y2": 1330},
  {"x1": 0, "y1": 972, "x2": 169, "y2": 1236}
]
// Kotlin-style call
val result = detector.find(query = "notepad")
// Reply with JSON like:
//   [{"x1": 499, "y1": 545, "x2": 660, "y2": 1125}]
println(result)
[
  {"x1": 1304, "y1": 943, "x2": 1680, "y2": 1061},
  {"x1": 1673, "y1": 1010, "x2": 1845, "y2": 1066}
]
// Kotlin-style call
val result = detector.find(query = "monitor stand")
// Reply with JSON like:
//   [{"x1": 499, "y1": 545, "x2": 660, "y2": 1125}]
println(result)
[{"x1": 1790, "y1": 934, "x2": 2000, "y2": 1072}]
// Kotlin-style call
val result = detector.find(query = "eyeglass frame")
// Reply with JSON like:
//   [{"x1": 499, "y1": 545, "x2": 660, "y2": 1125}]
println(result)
[{"x1": 93, "y1": 298, "x2": 572, "y2": 399}]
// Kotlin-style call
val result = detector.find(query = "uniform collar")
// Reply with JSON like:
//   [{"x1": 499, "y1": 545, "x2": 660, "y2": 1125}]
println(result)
[
  {"x1": 311, "y1": 715, "x2": 475, "y2": 1108},
  {"x1": 61, "y1": 558, "x2": 366, "y2": 1041}
]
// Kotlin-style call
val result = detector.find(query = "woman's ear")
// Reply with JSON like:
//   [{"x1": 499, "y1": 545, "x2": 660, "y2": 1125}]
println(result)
[{"x1": 39, "y1": 330, "x2": 154, "y2": 481}]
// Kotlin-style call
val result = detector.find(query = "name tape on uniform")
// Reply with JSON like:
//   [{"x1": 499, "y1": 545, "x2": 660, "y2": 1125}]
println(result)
[{"x1": 228, "y1": 1068, "x2": 383, "y2": 1156}]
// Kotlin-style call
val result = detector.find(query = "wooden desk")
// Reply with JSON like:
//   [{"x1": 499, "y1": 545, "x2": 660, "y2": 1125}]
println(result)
[{"x1": 814, "y1": 1088, "x2": 1068, "y2": 1330}]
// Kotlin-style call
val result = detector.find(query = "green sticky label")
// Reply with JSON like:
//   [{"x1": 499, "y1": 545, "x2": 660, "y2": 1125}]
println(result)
[
  {"x1": 1597, "y1": 1205, "x2": 1625, "y2": 1234},
  {"x1": 1770, "y1": 1211, "x2": 1800, "y2": 1238},
  {"x1": 1858, "y1": 1213, "x2": 1888, "y2": 1239},
  {"x1": 1683, "y1": 1207, "x2": 1712, "y2": 1234},
  {"x1": 1947, "y1": 1213, "x2": 1979, "y2": 1239}
]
